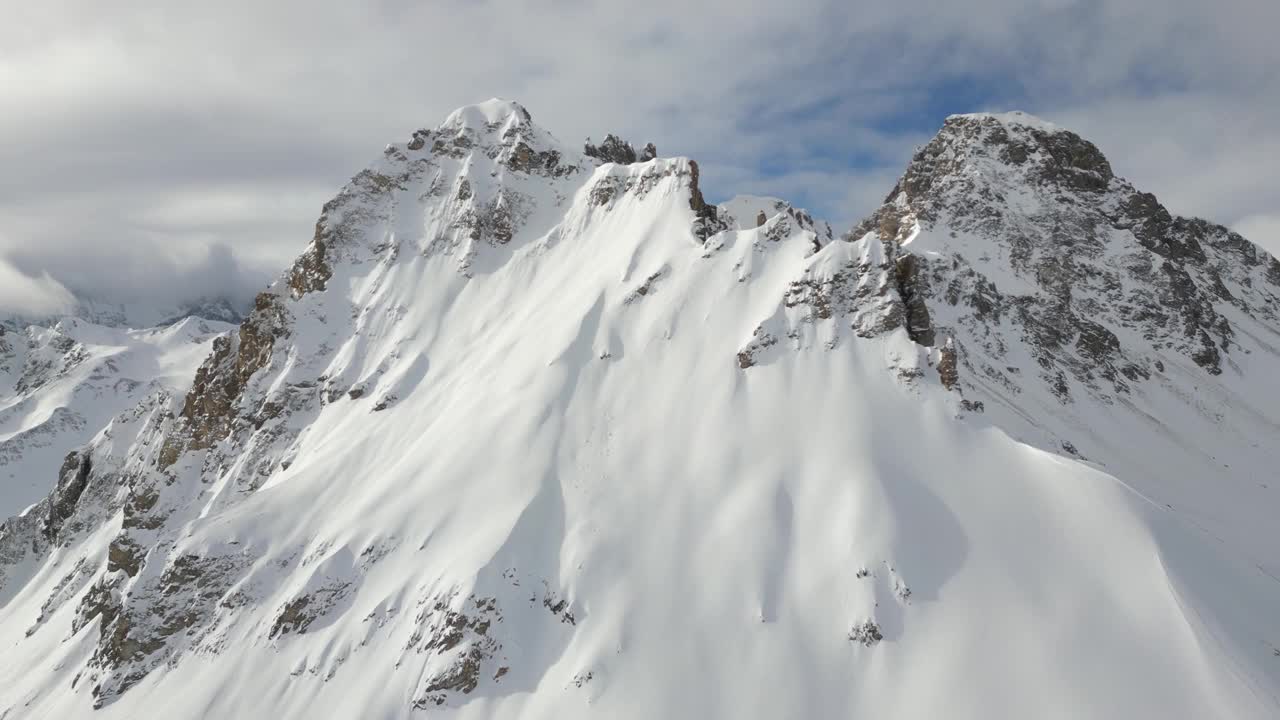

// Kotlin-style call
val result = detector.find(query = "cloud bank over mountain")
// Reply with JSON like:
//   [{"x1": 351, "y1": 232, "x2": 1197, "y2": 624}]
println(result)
[
  {"x1": 0, "y1": 257, "x2": 75, "y2": 316},
  {"x1": 2, "y1": 0, "x2": 1277, "y2": 310}
]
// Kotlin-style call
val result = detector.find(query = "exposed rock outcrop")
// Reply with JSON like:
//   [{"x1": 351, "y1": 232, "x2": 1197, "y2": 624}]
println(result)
[
  {"x1": 937, "y1": 339, "x2": 960, "y2": 391},
  {"x1": 42, "y1": 450, "x2": 91, "y2": 542},
  {"x1": 893, "y1": 254, "x2": 935, "y2": 347},
  {"x1": 849, "y1": 619, "x2": 884, "y2": 647},
  {"x1": 688, "y1": 160, "x2": 728, "y2": 241},
  {"x1": 584, "y1": 133, "x2": 652, "y2": 165}
]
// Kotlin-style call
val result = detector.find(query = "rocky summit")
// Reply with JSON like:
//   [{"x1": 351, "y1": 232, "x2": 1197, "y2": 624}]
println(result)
[{"x1": 1, "y1": 99, "x2": 1279, "y2": 719}]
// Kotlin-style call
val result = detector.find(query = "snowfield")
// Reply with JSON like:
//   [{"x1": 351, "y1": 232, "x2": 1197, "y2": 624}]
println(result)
[{"x1": 1, "y1": 99, "x2": 1278, "y2": 719}]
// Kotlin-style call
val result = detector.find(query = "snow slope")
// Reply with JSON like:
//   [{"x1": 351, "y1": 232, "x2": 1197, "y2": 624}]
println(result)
[{"x1": 1, "y1": 100, "x2": 1278, "y2": 719}]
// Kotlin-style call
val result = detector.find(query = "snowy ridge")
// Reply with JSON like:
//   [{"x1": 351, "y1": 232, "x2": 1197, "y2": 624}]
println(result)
[
  {"x1": 0, "y1": 102, "x2": 1278, "y2": 718},
  {"x1": 719, "y1": 194, "x2": 834, "y2": 238},
  {"x1": 946, "y1": 109, "x2": 1066, "y2": 133}
]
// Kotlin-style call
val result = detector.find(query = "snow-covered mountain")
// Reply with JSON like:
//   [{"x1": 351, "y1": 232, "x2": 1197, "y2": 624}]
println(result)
[
  {"x1": 0, "y1": 317, "x2": 236, "y2": 519},
  {"x1": 851, "y1": 111, "x2": 1280, "y2": 573},
  {"x1": 0, "y1": 295, "x2": 246, "y2": 333},
  {"x1": 1, "y1": 99, "x2": 1278, "y2": 719}
]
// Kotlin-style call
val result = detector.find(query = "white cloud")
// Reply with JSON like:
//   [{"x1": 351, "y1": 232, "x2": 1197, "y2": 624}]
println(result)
[
  {"x1": 1046, "y1": 93, "x2": 1280, "y2": 228},
  {"x1": 1234, "y1": 215, "x2": 1280, "y2": 261},
  {"x1": 0, "y1": 1, "x2": 1275, "y2": 312},
  {"x1": 0, "y1": 257, "x2": 76, "y2": 317}
]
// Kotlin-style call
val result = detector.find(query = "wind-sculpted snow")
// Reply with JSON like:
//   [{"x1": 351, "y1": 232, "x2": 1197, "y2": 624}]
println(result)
[{"x1": 1, "y1": 100, "x2": 1279, "y2": 719}]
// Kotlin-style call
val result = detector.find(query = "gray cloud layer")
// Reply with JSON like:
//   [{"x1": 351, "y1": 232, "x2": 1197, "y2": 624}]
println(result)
[{"x1": 2, "y1": 0, "x2": 1277, "y2": 314}]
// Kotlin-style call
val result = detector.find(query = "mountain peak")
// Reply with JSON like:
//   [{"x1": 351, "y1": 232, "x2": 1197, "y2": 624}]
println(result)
[
  {"x1": 854, "y1": 107, "x2": 1280, "y2": 408},
  {"x1": 887, "y1": 111, "x2": 1115, "y2": 219},
  {"x1": 389, "y1": 98, "x2": 574, "y2": 184},
  {"x1": 945, "y1": 110, "x2": 1065, "y2": 132},
  {"x1": 438, "y1": 98, "x2": 534, "y2": 132}
]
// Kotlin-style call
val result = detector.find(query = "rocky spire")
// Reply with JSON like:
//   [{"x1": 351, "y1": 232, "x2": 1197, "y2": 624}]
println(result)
[
  {"x1": 583, "y1": 134, "x2": 659, "y2": 165},
  {"x1": 584, "y1": 134, "x2": 637, "y2": 164}
]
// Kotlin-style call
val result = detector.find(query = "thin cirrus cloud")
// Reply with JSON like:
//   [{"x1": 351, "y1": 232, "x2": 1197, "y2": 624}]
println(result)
[{"x1": 1, "y1": 0, "x2": 1276, "y2": 315}]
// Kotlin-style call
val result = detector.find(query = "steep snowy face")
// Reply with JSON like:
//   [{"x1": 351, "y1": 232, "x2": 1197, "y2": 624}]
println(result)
[{"x1": 1, "y1": 102, "x2": 1279, "y2": 719}]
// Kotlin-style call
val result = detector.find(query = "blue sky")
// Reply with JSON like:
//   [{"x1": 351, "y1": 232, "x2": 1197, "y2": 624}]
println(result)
[
  {"x1": 1, "y1": 0, "x2": 1277, "y2": 313},
  {"x1": 701, "y1": 75, "x2": 1020, "y2": 211}
]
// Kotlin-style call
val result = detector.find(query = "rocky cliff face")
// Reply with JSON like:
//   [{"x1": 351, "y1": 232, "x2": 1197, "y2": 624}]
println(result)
[
  {"x1": 853, "y1": 112, "x2": 1280, "y2": 402},
  {"x1": 1, "y1": 101, "x2": 1279, "y2": 719}
]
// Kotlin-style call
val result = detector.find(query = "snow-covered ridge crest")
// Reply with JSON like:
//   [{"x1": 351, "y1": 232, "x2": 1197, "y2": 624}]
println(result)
[
  {"x1": 279, "y1": 97, "x2": 731, "y2": 295},
  {"x1": 946, "y1": 109, "x2": 1067, "y2": 133},
  {"x1": 440, "y1": 97, "x2": 533, "y2": 129}
]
